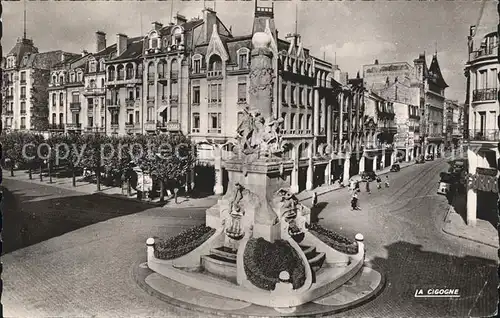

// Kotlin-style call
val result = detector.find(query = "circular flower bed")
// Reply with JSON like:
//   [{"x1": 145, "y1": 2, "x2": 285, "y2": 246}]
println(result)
[
  {"x1": 243, "y1": 238, "x2": 306, "y2": 291},
  {"x1": 308, "y1": 223, "x2": 358, "y2": 255},
  {"x1": 154, "y1": 225, "x2": 216, "y2": 260}
]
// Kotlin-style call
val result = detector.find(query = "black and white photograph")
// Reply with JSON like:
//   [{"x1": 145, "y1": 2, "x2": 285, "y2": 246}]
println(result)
[{"x1": 0, "y1": 0, "x2": 498, "y2": 317}]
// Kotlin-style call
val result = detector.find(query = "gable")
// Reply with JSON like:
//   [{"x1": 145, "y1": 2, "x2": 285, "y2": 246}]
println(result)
[{"x1": 206, "y1": 24, "x2": 229, "y2": 62}]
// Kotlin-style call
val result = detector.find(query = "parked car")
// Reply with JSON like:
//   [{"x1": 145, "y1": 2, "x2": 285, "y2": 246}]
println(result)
[
  {"x1": 425, "y1": 154, "x2": 434, "y2": 161},
  {"x1": 390, "y1": 164, "x2": 401, "y2": 172},
  {"x1": 361, "y1": 171, "x2": 377, "y2": 182},
  {"x1": 416, "y1": 155, "x2": 425, "y2": 164}
]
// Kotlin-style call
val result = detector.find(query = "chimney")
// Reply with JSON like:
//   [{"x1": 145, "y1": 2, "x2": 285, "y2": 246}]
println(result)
[
  {"x1": 96, "y1": 31, "x2": 106, "y2": 52},
  {"x1": 374, "y1": 59, "x2": 379, "y2": 65},
  {"x1": 81, "y1": 50, "x2": 88, "y2": 57},
  {"x1": 203, "y1": 8, "x2": 217, "y2": 42},
  {"x1": 152, "y1": 21, "x2": 163, "y2": 31},
  {"x1": 332, "y1": 65, "x2": 341, "y2": 82},
  {"x1": 174, "y1": 14, "x2": 187, "y2": 25},
  {"x1": 116, "y1": 34, "x2": 128, "y2": 56}
]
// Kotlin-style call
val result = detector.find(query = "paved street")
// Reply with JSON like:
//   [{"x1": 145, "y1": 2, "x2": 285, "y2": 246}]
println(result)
[{"x1": 1, "y1": 159, "x2": 498, "y2": 317}]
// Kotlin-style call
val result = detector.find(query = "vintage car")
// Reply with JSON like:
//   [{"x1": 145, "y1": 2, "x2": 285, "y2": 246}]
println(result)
[
  {"x1": 425, "y1": 154, "x2": 434, "y2": 161},
  {"x1": 361, "y1": 171, "x2": 377, "y2": 182},
  {"x1": 416, "y1": 155, "x2": 425, "y2": 164},
  {"x1": 390, "y1": 164, "x2": 401, "y2": 172},
  {"x1": 437, "y1": 172, "x2": 454, "y2": 195}
]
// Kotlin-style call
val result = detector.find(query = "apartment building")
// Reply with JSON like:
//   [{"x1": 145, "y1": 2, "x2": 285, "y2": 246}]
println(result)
[
  {"x1": 443, "y1": 99, "x2": 463, "y2": 148},
  {"x1": 464, "y1": 29, "x2": 499, "y2": 227},
  {"x1": 2, "y1": 36, "x2": 77, "y2": 132},
  {"x1": 363, "y1": 53, "x2": 449, "y2": 156}
]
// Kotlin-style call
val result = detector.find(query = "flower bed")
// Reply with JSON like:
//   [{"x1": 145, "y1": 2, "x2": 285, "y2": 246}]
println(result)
[
  {"x1": 154, "y1": 225, "x2": 216, "y2": 260},
  {"x1": 308, "y1": 223, "x2": 359, "y2": 255},
  {"x1": 243, "y1": 238, "x2": 306, "y2": 291}
]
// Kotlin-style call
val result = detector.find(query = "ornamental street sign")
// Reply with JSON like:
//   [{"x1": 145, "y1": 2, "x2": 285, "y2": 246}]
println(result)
[{"x1": 467, "y1": 167, "x2": 498, "y2": 193}]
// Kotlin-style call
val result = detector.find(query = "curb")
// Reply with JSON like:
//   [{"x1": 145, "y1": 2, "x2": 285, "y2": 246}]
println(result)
[{"x1": 441, "y1": 206, "x2": 499, "y2": 249}]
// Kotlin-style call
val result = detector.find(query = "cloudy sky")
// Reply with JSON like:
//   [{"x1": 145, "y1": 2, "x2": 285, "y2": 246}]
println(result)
[{"x1": 3, "y1": 0, "x2": 497, "y2": 102}]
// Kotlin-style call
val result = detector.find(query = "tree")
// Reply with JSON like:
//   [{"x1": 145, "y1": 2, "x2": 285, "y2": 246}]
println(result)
[
  {"x1": 30, "y1": 70, "x2": 50, "y2": 132},
  {"x1": 79, "y1": 133, "x2": 109, "y2": 191},
  {"x1": 1, "y1": 131, "x2": 28, "y2": 176},
  {"x1": 138, "y1": 133, "x2": 195, "y2": 202},
  {"x1": 24, "y1": 132, "x2": 45, "y2": 180}
]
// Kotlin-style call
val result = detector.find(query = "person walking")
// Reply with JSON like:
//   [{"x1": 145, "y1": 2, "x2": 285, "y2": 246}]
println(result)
[
  {"x1": 384, "y1": 175, "x2": 390, "y2": 188},
  {"x1": 351, "y1": 189, "x2": 360, "y2": 210},
  {"x1": 311, "y1": 191, "x2": 318, "y2": 208},
  {"x1": 376, "y1": 176, "x2": 382, "y2": 189},
  {"x1": 365, "y1": 179, "x2": 371, "y2": 194}
]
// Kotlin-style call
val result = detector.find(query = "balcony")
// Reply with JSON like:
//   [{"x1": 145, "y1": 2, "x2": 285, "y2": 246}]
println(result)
[
  {"x1": 20, "y1": 94, "x2": 27, "y2": 100},
  {"x1": 207, "y1": 70, "x2": 223, "y2": 80},
  {"x1": 170, "y1": 95, "x2": 179, "y2": 104},
  {"x1": 69, "y1": 102, "x2": 81, "y2": 112},
  {"x1": 469, "y1": 129, "x2": 500, "y2": 142},
  {"x1": 5, "y1": 110, "x2": 13, "y2": 116},
  {"x1": 106, "y1": 99, "x2": 120, "y2": 109},
  {"x1": 5, "y1": 94, "x2": 13, "y2": 100},
  {"x1": 67, "y1": 123, "x2": 82, "y2": 130},
  {"x1": 469, "y1": 45, "x2": 498, "y2": 61},
  {"x1": 20, "y1": 125, "x2": 26, "y2": 130},
  {"x1": 158, "y1": 73, "x2": 168, "y2": 82},
  {"x1": 157, "y1": 121, "x2": 181, "y2": 132},
  {"x1": 125, "y1": 98, "x2": 136, "y2": 108},
  {"x1": 20, "y1": 79, "x2": 26, "y2": 85},
  {"x1": 83, "y1": 87, "x2": 106, "y2": 95},
  {"x1": 20, "y1": 109, "x2": 27, "y2": 115},
  {"x1": 144, "y1": 121, "x2": 157, "y2": 131},
  {"x1": 85, "y1": 126, "x2": 105, "y2": 133},
  {"x1": 87, "y1": 107, "x2": 94, "y2": 116},
  {"x1": 472, "y1": 88, "x2": 497, "y2": 102},
  {"x1": 48, "y1": 124, "x2": 65, "y2": 131}
]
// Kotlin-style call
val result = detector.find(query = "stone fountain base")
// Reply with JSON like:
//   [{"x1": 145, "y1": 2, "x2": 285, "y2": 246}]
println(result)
[{"x1": 134, "y1": 258, "x2": 385, "y2": 317}]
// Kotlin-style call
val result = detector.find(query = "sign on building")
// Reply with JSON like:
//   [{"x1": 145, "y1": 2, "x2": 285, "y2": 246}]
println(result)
[{"x1": 467, "y1": 167, "x2": 498, "y2": 193}]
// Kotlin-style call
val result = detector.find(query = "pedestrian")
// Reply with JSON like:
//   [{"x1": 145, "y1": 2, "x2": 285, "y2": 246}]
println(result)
[
  {"x1": 174, "y1": 187, "x2": 179, "y2": 204},
  {"x1": 366, "y1": 179, "x2": 371, "y2": 194},
  {"x1": 385, "y1": 175, "x2": 390, "y2": 188},
  {"x1": 311, "y1": 192, "x2": 318, "y2": 208},
  {"x1": 376, "y1": 176, "x2": 382, "y2": 189},
  {"x1": 351, "y1": 190, "x2": 358, "y2": 210},
  {"x1": 355, "y1": 181, "x2": 360, "y2": 192}
]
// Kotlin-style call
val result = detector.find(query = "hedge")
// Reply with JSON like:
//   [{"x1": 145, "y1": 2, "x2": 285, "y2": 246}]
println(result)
[
  {"x1": 308, "y1": 223, "x2": 359, "y2": 255},
  {"x1": 243, "y1": 238, "x2": 306, "y2": 291},
  {"x1": 154, "y1": 225, "x2": 216, "y2": 260}
]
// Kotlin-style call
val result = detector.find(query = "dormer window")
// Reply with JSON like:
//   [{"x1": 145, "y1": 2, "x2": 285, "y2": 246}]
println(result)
[
  {"x1": 237, "y1": 48, "x2": 249, "y2": 70},
  {"x1": 77, "y1": 72, "x2": 83, "y2": 82},
  {"x1": 89, "y1": 60, "x2": 97, "y2": 73},
  {"x1": 59, "y1": 75, "x2": 64, "y2": 84},
  {"x1": 192, "y1": 54, "x2": 202, "y2": 74},
  {"x1": 172, "y1": 27, "x2": 184, "y2": 49},
  {"x1": 99, "y1": 59, "x2": 105, "y2": 72},
  {"x1": 70, "y1": 73, "x2": 76, "y2": 82},
  {"x1": 151, "y1": 38, "x2": 158, "y2": 49},
  {"x1": 52, "y1": 75, "x2": 57, "y2": 84}
]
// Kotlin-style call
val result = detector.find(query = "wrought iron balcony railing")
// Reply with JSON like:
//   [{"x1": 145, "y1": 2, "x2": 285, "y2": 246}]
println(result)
[
  {"x1": 69, "y1": 102, "x2": 81, "y2": 111},
  {"x1": 469, "y1": 129, "x2": 500, "y2": 142},
  {"x1": 472, "y1": 88, "x2": 498, "y2": 102}
]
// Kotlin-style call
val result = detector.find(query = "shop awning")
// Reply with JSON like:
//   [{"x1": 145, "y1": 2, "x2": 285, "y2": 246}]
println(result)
[{"x1": 157, "y1": 105, "x2": 168, "y2": 113}]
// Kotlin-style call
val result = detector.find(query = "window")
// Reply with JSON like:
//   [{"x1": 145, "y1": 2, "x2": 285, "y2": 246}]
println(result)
[
  {"x1": 101, "y1": 97, "x2": 105, "y2": 108},
  {"x1": 290, "y1": 86, "x2": 296, "y2": 105},
  {"x1": 126, "y1": 64, "x2": 134, "y2": 79},
  {"x1": 52, "y1": 75, "x2": 56, "y2": 84},
  {"x1": 208, "y1": 83, "x2": 222, "y2": 104},
  {"x1": 135, "y1": 111, "x2": 140, "y2": 123},
  {"x1": 282, "y1": 84, "x2": 287, "y2": 104},
  {"x1": 101, "y1": 116, "x2": 105, "y2": 126},
  {"x1": 52, "y1": 93, "x2": 56, "y2": 107},
  {"x1": 20, "y1": 87, "x2": 26, "y2": 98},
  {"x1": 238, "y1": 83, "x2": 247, "y2": 103},
  {"x1": 151, "y1": 38, "x2": 158, "y2": 49},
  {"x1": 306, "y1": 114, "x2": 312, "y2": 130},
  {"x1": 147, "y1": 107, "x2": 154, "y2": 121},
  {"x1": 101, "y1": 78, "x2": 105, "y2": 88},
  {"x1": 282, "y1": 112, "x2": 287, "y2": 130},
  {"x1": 193, "y1": 86, "x2": 200, "y2": 104},
  {"x1": 20, "y1": 117, "x2": 26, "y2": 128},
  {"x1": 75, "y1": 113, "x2": 80, "y2": 124},
  {"x1": 170, "y1": 106, "x2": 178, "y2": 122},
  {"x1": 192, "y1": 112, "x2": 200, "y2": 132},
  {"x1": 59, "y1": 113, "x2": 64, "y2": 124},
  {"x1": 208, "y1": 112, "x2": 221, "y2": 133},
  {"x1": 88, "y1": 116, "x2": 94, "y2": 127},
  {"x1": 479, "y1": 70, "x2": 487, "y2": 89},
  {"x1": 77, "y1": 72, "x2": 83, "y2": 82},
  {"x1": 20, "y1": 71, "x2": 26, "y2": 83},
  {"x1": 193, "y1": 59, "x2": 201, "y2": 73},
  {"x1": 148, "y1": 84, "x2": 154, "y2": 98},
  {"x1": 290, "y1": 113, "x2": 296, "y2": 130},
  {"x1": 238, "y1": 51, "x2": 248, "y2": 69},
  {"x1": 52, "y1": 113, "x2": 56, "y2": 124},
  {"x1": 136, "y1": 87, "x2": 141, "y2": 99},
  {"x1": 88, "y1": 98, "x2": 94, "y2": 109},
  {"x1": 72, "y1": 92, "x2": 79, "y2": 102},
  {"x1": 128, "y1": 114, "x2": 133, "y2": 124},
  {"x1": 89, "y1": 61, "x2": 97, "y2": 73},
  {"x1": 299, "y1": 87, "x2": 304, "y2": 105},
  {"x1": 21, "y1": 102, "x2": 26, "y2": 113},
  {"x1": 491, "y1": 69, "x2": 497, "y2": 89},
  {"x1": 59, "y1": 93, "x2": 64, "y2": 106},
  {"x1": 71, "y1": 73, "x2": 76, "y2": 82},
  {"x1": 111, "y1": 112, "x2": 119, "y2": 125},
  {"x1": 298, "y1": 114, "x2": 304, "y2": 129},
  {"x1": 128, "y1": 91, "x2": 134, "y2": 100}
]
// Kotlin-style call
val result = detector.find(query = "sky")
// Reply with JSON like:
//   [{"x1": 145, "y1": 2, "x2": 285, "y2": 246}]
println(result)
[{"x1": 3, "y1": 0, "x2": 498, "y2": 102}]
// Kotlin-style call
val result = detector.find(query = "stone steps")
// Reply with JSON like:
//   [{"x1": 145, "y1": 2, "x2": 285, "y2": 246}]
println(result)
[
  {"x1": 201, "y1": 247, "x2": 238, "y2": 283},
  {"x1": 300, "y1": 245, "x2": 326, "y2": 271}
]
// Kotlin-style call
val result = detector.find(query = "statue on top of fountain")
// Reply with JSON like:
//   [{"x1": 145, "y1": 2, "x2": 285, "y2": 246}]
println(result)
[{"x1": 236, "y1": 106, "x2": 284, "y2": 159}]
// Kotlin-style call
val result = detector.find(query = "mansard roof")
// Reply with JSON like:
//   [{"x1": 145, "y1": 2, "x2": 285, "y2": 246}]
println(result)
[
  {"x1": 7, "y1": 38, "x2": 39, "y2": 67},
  {"x1": 427, "y1": 54, "x2": 448, "y2": 88},
  {"x1": 109, "y1": 36, "x2": 145, "y2": 62}
]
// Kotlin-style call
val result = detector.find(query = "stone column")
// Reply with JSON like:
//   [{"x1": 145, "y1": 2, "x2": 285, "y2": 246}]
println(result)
[
  {"x1": 213, "y1": 147, "x2": 224, "y2": 195},
  {"x1": 343, "y1": 156, "x2": 351, "y2": 186},
  {"x1": 326, "y1": 103, "x2": 332, "y2": 146},
  {"x1": 373, "y1": 156, "x2": 378, "y2": 172},
  {"x1": 314, "y1": 88, "x2": 320, "y2": 135},
  {"x1": 358, "y1": 155, "x2": 365, "y2": 174},
  {"x1": 306, "y1": 146, "x2": 314, "y2": 191},
  {"x1": 324, "y1": 159, "x2": 332, "y2": 186},
  {"x1": 467, "y1": 188, "x2": 477, "y2": 227},
  {"x1": 381, "y1": 149, "x2": 386, "y2": 168},
  {"x1": 291, "y1": 148, "x2": 299, "y2": 194},
  {"x1": 321, "y1": 98, "x2": 326, "y2": 133}
]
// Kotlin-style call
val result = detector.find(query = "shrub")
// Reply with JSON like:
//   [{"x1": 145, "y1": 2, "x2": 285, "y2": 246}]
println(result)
[
  {"x1": 308, "y1": 223, "x2": 359, "y2": 255},
  {"x1": 154, "y1": 225, "x2": 215, "y2": 260},
  {"x1": 243, "y1": 238, "x2": 306, "y2": 291}
]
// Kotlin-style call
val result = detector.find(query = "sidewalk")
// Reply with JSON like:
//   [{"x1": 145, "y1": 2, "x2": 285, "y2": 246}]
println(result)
[
  {"x1": 442, "y1": 194, "x2": 499, "y2": 248},
  {"x1": 297, "y1": 159, "x2": 416, "y2": 206},
  {"x1": 2, "y1": 171, "x2": 216, "y2": 208}
]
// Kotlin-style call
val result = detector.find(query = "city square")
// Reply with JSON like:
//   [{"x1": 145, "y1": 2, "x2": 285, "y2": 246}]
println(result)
[{"x1": 1, "y1": 0, "x2": 499, "y2": 317}]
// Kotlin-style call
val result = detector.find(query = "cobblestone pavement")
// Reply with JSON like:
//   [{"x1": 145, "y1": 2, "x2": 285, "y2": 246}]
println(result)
[{"x1": 1, "y1": 159, "x2": 498, "y2": 317}]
